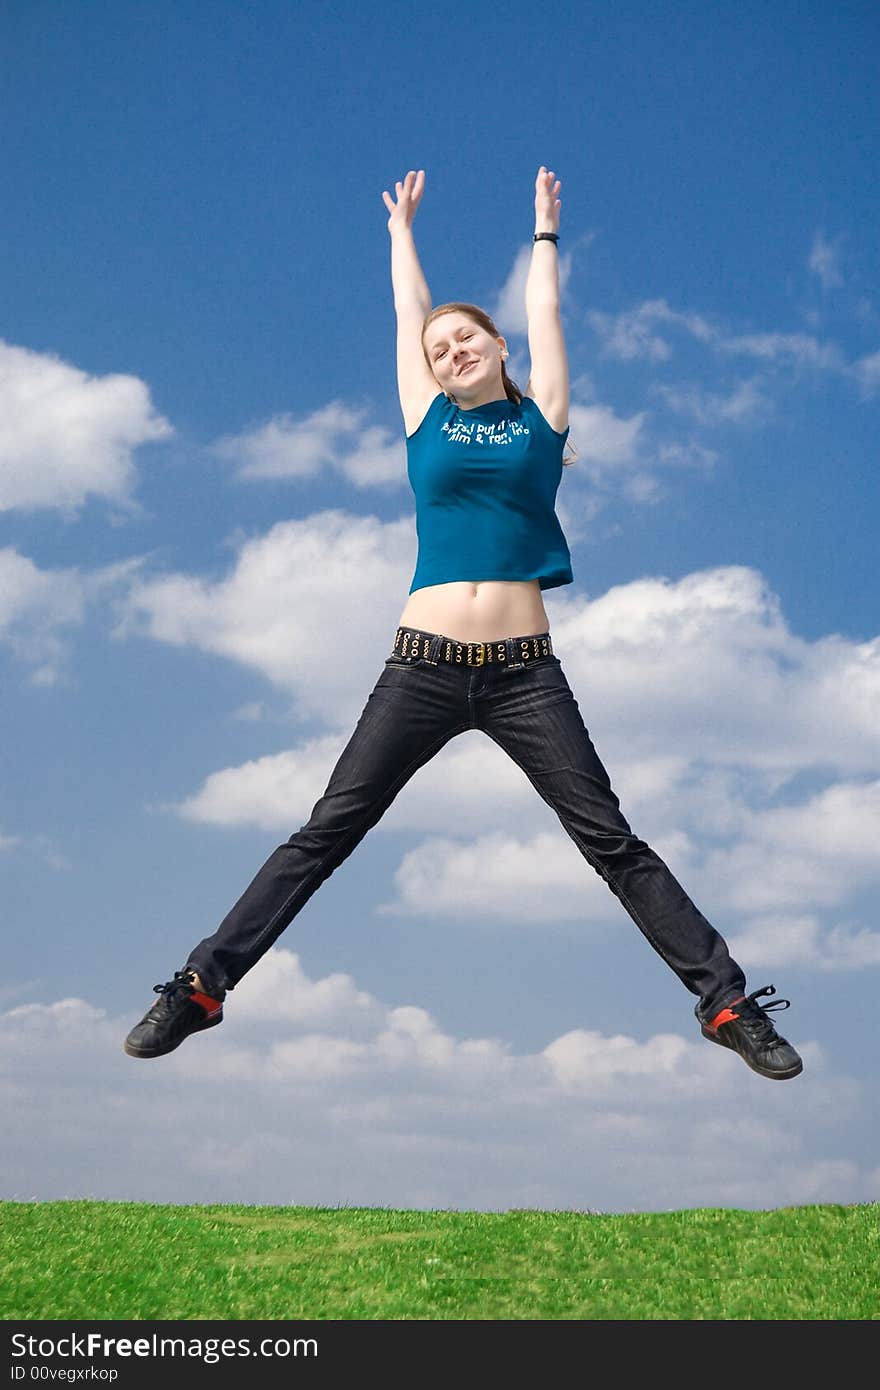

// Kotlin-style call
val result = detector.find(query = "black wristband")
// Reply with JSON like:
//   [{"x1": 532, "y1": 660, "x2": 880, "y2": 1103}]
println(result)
[{"x1": 533, "y1": 232, "x2": 559, "y2": 244}]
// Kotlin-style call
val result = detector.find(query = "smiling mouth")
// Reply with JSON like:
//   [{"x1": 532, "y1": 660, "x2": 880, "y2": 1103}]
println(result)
[{"x1": 457, "y1": 361, "x2": 478, "y2": 376}]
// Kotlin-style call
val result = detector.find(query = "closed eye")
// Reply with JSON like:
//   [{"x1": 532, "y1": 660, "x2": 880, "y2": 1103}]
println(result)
[{"x1": 433, "y1": 333, "x2": 473, "y2": 360}]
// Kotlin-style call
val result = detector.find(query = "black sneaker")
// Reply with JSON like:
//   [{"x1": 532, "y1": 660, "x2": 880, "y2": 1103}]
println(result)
[
  {"x1": 697, "y1": 984, "x2": 803, "y2": 1080},
  {"x1": 123, "y1": 968, "x2": 225, "y2": 1059}
]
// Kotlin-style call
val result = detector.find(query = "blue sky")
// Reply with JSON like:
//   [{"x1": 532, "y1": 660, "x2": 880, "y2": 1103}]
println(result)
[{"x1": 2, "y1": 0, "x2": 879, "y2": 1213}]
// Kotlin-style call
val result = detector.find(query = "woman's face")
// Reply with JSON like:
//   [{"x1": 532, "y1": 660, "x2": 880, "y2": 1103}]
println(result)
[{"x1": 422, "y1": 312, "x2": 506, "y2": 400}]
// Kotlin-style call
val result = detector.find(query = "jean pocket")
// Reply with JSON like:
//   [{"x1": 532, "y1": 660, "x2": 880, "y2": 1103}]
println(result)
[
  {"x1": 385, "y1": 654, "x2": 424, "y2": 667},
  {"x1": 517, "y1": 657, "x2": 572, "y2": 700},
  {"x1": 506, "y1": 653, "x2": 562, "y2": 675}
]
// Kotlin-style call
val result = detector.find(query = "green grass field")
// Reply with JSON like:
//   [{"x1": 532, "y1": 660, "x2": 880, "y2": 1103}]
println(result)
[{"x1": 2, "y1": 1200, "x2": 878, "y2": 1320}]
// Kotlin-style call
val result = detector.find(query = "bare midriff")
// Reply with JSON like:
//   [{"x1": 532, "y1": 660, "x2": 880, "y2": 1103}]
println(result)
[{"x1": 396, "y1": 579, "x2": 551, "y2": 644}]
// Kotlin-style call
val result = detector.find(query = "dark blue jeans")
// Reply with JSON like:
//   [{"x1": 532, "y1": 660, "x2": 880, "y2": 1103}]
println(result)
[{"x1": 187, "y1": 636, "x2": 746, "y2": 1017}]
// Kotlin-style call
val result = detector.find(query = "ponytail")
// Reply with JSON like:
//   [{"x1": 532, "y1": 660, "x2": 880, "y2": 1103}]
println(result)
[{"x1": 500, "y1": 358, "x2": 522, "y2": 406}]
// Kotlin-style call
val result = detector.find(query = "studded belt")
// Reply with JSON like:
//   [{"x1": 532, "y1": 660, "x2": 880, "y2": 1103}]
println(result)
[{"x1": 391, "y1": 626, "x2": 553, "y2": 670}]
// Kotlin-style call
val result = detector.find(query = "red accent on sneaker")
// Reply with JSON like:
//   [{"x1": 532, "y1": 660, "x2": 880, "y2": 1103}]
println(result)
[
  {"x1": 190, "y1": 990, "x2": 223, "y2": 1019},
  {"x1": 707, "y1": 996, "x2": 747, "y2": 1031}
]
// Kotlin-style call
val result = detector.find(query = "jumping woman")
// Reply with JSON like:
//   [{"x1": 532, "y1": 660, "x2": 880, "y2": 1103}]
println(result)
[{"x1": 125, "y1": 167, "x2": 802, "y2": 1082}]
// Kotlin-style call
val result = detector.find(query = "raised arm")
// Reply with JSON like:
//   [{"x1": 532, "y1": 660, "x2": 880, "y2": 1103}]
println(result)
[
  {"x1": 381, "y1": 169, "x2": 440, "y2": 436},
  {"x1": 524, "y1": 166, "x2": 569, "y2": 434}
]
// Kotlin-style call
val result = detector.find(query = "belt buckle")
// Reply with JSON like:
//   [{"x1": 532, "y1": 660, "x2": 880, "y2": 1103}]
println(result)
[{"x1": 471, "y1": 642, "x2": 485, "y2": 666}]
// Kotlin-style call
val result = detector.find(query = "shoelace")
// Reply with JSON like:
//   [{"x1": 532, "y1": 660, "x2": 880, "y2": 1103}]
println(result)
[
  {"x1": 735, "y1": 984, "x2": 791, "y2": 1041},
  {"x1": 151, "y1": 969, "x2": 195, "y2": 1004}
]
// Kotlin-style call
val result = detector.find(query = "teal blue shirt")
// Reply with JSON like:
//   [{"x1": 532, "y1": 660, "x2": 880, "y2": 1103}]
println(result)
[{"x1": 405, "y1": 393, "x2": 573, "y2": 595}]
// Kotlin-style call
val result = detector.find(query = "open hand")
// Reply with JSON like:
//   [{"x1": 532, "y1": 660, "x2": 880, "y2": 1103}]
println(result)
[
  {"x1": 381, "y1": 169, "x2": 425, "y2": 232},
  {"x1": 535, "y1": 166, "x2": 561, "y2": 234}
]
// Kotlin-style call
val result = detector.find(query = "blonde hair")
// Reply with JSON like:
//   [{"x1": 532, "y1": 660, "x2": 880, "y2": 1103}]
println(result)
[{"x1": 422, "y1": 301, "x2": 576, "y2": 466}]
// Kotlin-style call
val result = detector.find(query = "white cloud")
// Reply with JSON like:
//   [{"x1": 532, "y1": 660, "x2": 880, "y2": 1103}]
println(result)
[
  {"x1": 232, "y1": 949, "x2": 379, "y2": 1031},
  {"x1": 588, "y1": 299, "x2": 715, "y2": 362},
  {"x1": 588, "y1": 299, "x2": 854, "y2": 393},
  {"x1": 493, "y1": 244, "x2": 574, "y2": 337},
  {"x1": 376, "y1": 819, "x2": 698, "y2": 925},
  {"x1": 377, "y1": 830, "x2": 612, "y2": 924},
  {"x1": 562, "y1": 402, "x2": 652, "y2": 512},
  {"x1": 0, "y1": 830, "x2": 70, "y2": 872},
  {"x1": 230, "y1": 701, "x2": 267, "y2": 723},
  {"x1": 124, "y1": 511, "x2": 415, "y2": 725},
  {"x1": 0, "y1": 339, "x2": 171, "y2": 513},
  {"x1": 373, "y1": 778, "x2": 880, "y2": 941},
  {"x1": 178, "y1": 711, "x2": 574, "y2": 836},
  {"x1": 654, "y1": 378, "x2": 769, "y2": 427},
  {"x1": 213, "y1": 402, "x2": 405, "y2": 487},
  {"x1": 543, "y1": 1028, "x2": 692, "y2": 1087},
  {"x1": 854, "y1": 349, "x2": 880, "y2": 398},
  {"x1": 654, "y1": 440, "x2": 718, "y2": 472},
  {"x1": 567, "y1": 402, "x2": 645, "y2": 473},
  {"x1": 808, "y1": 231, "x2": 844, "y2": 290},
  {"x1": 163, "y1": 563, "x2": 880, "y2": 971},
  {"x1": 159, "y1": 557, "x2": 880, "y2": 813},
  {"x1": 727, "y1": 915, "x2": 880, "y2": 972},
  {"x1": 698, "y1": 781, "x2": 880, "y2": 917},
  {"x1": 0, "y1": 547, "x2": 139, "y2": 684},
  {"x1": 0, "y1": 548, "x2": 83, "y2": 683},
  {"x1": 177, "y1": 733, "x2": 352, "y2": 829},
  {"x1": 547, "y1": 567, "x2": 880, "y2": 778},
  {"x1": 719, "y1": 332, "x2": 843, "y2": 371},
  {"x1": 0, "y1": 948, "x2": 867, "y2": 1213},
  {"x1": 493, "y1": 247, "x2": 532, "y2": 337}
]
